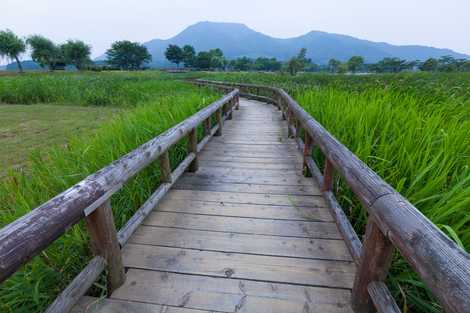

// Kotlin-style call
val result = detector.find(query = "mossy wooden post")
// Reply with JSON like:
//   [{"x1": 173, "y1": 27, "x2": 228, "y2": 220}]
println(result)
[
  {"x1": 85, "y1": 200, "x2": 125, "y2": 294},
  {"x1": 287, "y1": 109, "x2": 294, "y2": 137},
  {"x1": 303, "y1": 132, "x2": 313, "y2": 177},
  {"x1": 158, "y1": 150, "x2": 172, "y2": 183},
  {"x1": 226, "y1": 99, "x2": 233, "y2": 120},
  {"x1": 188, "y1": 128, "x2": 198, "y2": 172},
  {"x1": 215, "y1": 108, "x2": 223, "y2": 136},
  {"x1": 235, "y1": 94, "x2": 240, "y2": 110},
  {"x1": 352, "y1": 219, "x2": 394, "y2": 313}
]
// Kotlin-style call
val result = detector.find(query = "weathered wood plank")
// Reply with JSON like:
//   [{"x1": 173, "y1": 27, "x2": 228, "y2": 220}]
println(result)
[
  {"x1": 111, "y1": 269, "x2": 354, "y2": 313},
  {"x1": 183, "y1": 171, "x2": 315, "y2": 186},
  {"x1": 367, "y1": 282, "x2": 402, "y2": 313},
  {"x1": 122, "y1": 244, "x2": 355, "y2": 288},
  {"x1": 174, "y1": 178, "x2": 321, "y2": 196},
  {"x1": 164, "y1": 189, "x2": 326, "y2": 207},
  {"x1": 198, "y1": 159, "x2": 302, "y2": 170},
  {"x1": 142, "y1": 212, "x2": 342, "y2": 239},
  {"x1": 72, "y1": 296, "x2": 211, "y2": 313},
  {"x1": 156, "y1": 197, "x2": 332, "y2": 221},
  {"x1": 129, "y1": 226, "x2": 352, "y2": 261}
]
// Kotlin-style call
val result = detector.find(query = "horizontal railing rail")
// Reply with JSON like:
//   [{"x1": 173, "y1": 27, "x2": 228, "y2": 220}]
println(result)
[
  {"x1": 0, "y1": 88, "x2": 239, "y2": 313},
  {"x1": 196, "y1": 79, "x2": 470, "y2": 313}
]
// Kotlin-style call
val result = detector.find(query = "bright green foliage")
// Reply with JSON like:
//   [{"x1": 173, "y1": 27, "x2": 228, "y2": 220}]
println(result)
[
  {"x1": 194, "y1": 48, "x2": 226, "y2": 70},
  {"x1": 0, "y1": 72, "x2": 220, "y2": 312},
  {"x1": 106, "y1": 41, "x2": 151, "y2": 70},
  {"x1": 198, "y1": 71, "x2": 470, "y2": 313},
  {"x1": 27, "y1": 35, "x2": 63, "y2": 70},
  {"x1": 0, "y1": 29, "x2": 26, "y2": 73},
  {"x1": 165, "y1": 44, "x2": 184, "y2": 67},
  {"x1": 61, "y1": 40, "x2": 91, "y2": 70}
]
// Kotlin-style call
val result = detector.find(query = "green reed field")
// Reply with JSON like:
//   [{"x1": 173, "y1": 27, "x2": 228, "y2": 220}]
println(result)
[
  {"x1": 200, "y1": 71, "x2": 470, "y2": 313},
  {"x1": 0, "y1": 71, "x2": 220, "y2": 313}
]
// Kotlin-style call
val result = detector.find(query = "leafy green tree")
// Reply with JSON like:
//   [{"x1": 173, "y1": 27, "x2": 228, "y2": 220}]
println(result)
[
  {"x1": 419, "y1": 58, "x2": 439, "y2": 72},
  {"x1": 347, "y1": 56, "x2": 364, "y2": 73},
  {"x1": 286, "y1": 48, "x2": 310, "y2": 75},
  {"x1": 328, "y1": 59, "x2": 341, "y2": 73},
  {"x1": 0, "y1": 29, "x2": 26, "y2": 73},
  {"x1": 182, "y1": 45, "x2": 196, "y2": 67},
  {"x1": 165, "y1": 44, "x2": 183, "y2": 67},
  {"x1": 106, "y1": 40, "x2": 151, "y2": 70},
  {"x1": 27, "y1": 35, "x2": 64, "y2": 71},
  {"x1": 194, "y1": 51, "x2": 212, "y2": 70},
  {"x1": 61, "y1": 40, "x2": 91, "y2": 70},
  {"x1": 208, "y1": 48, "x2": 225, "y2": 69},
  {"x1": 193, "y1": 48, "x2": 226, "y2": 70}
]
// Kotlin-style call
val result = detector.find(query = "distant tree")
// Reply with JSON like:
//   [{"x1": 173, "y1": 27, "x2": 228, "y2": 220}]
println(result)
[
  {"x1": 286, "y1": 48, "x2": 310, "y2": 75},
  {"x1": 182, "y1": 45, "x2": 196, "y2": 67},
  {"x1": 438, "y1": 55, "x2": 459, "y2": 72},
  {"x1": 208, "y1": 48, "x2": 225, "y2": 69},
  {"x1": 328, "y1": 59, "x2": 341, "y2": 73},
  {"x1": 232, "y1": 57, "x2": 253, "y2": 71},
  {"x1": 419, "y1": 58, "x2": 439, "y2": 72},
  {"x1": 106, "y1": 40, "x2": 151, "y2": 70},
  {"x1": 165, "y1": 44, "x2": 184, "y2": 67},
  {"x1": 193, "y1": 48, "x2": 226, "y2": 70},
  {"x1": 0, "y1": 29, "x2": 26, "y2": 73},
  {"x1": 194, "y1": 51, "x2": 212, "y2": 70},
  {"x1": 347, "y1": 56, "x2": 364, "y2": 73},
  {"x1": 61, "y1": 40, "x2": 91, "y2": 70},
  {"x1": 253, "y1": 57, "x2": 281, "y2": 71},
  {"x1": 27, "y1": 35, "x2": 64, "y2": 71}
]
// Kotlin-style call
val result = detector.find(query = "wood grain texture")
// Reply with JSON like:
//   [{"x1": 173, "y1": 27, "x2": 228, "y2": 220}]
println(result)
[
  {"x1": 122, "y1": 244, "x2": 355, "y2": 288},
  {"x1": 111, "y1": 269, "x2": 354, "y2": 313},
  {"x1": 129, "y1": 226, "x2": 351, "y2": 261}
]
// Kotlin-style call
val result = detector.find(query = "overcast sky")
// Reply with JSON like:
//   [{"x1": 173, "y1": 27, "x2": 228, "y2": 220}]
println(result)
[{"x1": 2, "y1": 0, "x2": 469, "y2": 63}]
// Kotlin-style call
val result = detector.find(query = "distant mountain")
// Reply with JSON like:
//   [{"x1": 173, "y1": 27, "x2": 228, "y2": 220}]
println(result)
[
  {"x1": 6, "y1": 60, "x2": 42, "y2": 71},
  {"x1": 124, "y1": 21, "x2": 469, "y2": 67}
]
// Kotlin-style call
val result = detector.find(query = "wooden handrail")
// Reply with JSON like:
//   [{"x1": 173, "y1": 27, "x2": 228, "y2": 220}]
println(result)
[
  {"x1": 0, "y1": 89, "x2": 239, "y2": 312},
  {"x1": 196, "y1": 79, "x2": 470, "y2": 313}
]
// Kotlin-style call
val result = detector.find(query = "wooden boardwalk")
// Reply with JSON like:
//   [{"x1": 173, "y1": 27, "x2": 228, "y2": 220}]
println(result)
[{"x1": 73, "y1": 98, "x2": 355, "y2": 313}]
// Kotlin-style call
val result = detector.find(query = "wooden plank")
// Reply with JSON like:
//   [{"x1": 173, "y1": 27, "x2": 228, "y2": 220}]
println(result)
[
  {"x1": 199, "y1": 153, "x2": 301, "y2": 163},
  {"x1": 183, "y1": 171, "x2": 316, "y2": 186},
  {"x1": 143, "y1": 212, "x2": 342, "y2": 239},
  {"x1": 195, "y1": 166, "x2": 305, "y2": 178},
  {"x1": 199, "y1": 150, "x2": 300, "y2": 159},
  {"x1": 129, "y1": 226, "x2": 352, "y2": 261},
  {"x1": 198, "y1": 160, "x2": 302, "y2": 170},
  {"x1": 122, "y1": 244, "x2": 355, "y2": 288},
  {"x1": 164, "y1": 189, "x2": 326, "y2": 208},
  {"x1": 112, "y1": 269, "x2": 354, "y2": 313},
  {"x1": 174, "y1": 178, "x2": 320, "y2": 196},
  {"x1": 72, "y1": 296, "x2": 210, "y2": 313},
  {"x1": 156, "y1": 198, "x2": 332, "y2": 221}
]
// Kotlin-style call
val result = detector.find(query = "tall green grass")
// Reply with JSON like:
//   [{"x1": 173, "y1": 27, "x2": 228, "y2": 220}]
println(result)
[
  {"x1": 201, "y1": 71, "x2": 470, "y2": 312},
  {"x1": 0, "y1": 73, "x2": 220, "y2": 312}
]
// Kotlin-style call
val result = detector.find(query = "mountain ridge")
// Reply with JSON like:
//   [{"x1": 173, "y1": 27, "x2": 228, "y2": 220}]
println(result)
[{"x1": 137, "y1": 21, "x2": 469, "y2": 67}]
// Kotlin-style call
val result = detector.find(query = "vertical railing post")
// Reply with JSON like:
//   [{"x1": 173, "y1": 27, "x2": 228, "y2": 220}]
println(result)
[
  {"x1": 322, "y1": 159, "x2": 334, "y2": 192},
  {"x1": 85, "y1": 200, "x2": 125, "y2": 294},
  {"x1": 215, "y1": 108, "x2": 223, "y2": 136},
  {"x1": 226, "y1": 99, "x2": 233, "y2": 120},
  {"x1": 352, "y1": 219, "x2": 395, "y2": 313},
  {"x1": 235, "y1": 94, "x2": 240, "y2": 110},
  {"x1": 158, "y1": 150, "x2": 172, "y2": 183},
  {"x1": 187, "y1": 128, "x2": 198, "y2": 172},
  {"x1": 295, "y1": 119, "x2": 301, "y2": 139},
  {"x1": 303, "y1": 132, "x2": 313, "y2": 177},
  {"x1": 204, "y1": 118, "x2": 211, "y2": 136},
  {"x1": 287, "y1": 109, "x2": 294, "y2": 137}
]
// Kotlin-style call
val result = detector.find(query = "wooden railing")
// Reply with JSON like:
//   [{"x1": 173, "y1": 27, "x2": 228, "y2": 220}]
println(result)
[
  {"x1": 0, "y1": 89, "x2": 240, "y2": 313},
  {"x1": 196, "y1": 80, "x2": 470, "y2": 313}
]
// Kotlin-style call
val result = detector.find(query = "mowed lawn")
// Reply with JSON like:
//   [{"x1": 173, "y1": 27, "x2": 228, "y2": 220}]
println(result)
[{"x1": 0, "y1": 104, "x2": 117, "y2": 173}]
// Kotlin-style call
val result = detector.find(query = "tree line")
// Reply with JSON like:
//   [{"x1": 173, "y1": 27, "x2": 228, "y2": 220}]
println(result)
[{"x1": 0, "y1": 29, "x2": 152, "y2": 72}]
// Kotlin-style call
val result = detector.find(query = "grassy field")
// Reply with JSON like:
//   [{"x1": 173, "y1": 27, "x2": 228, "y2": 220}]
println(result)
[
  {"x1": 0, "y1": 104, "x2": 117, "y2": 173},
  {"x1": 0, "y1": 71, "x2": 220, "y2": 313}
]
